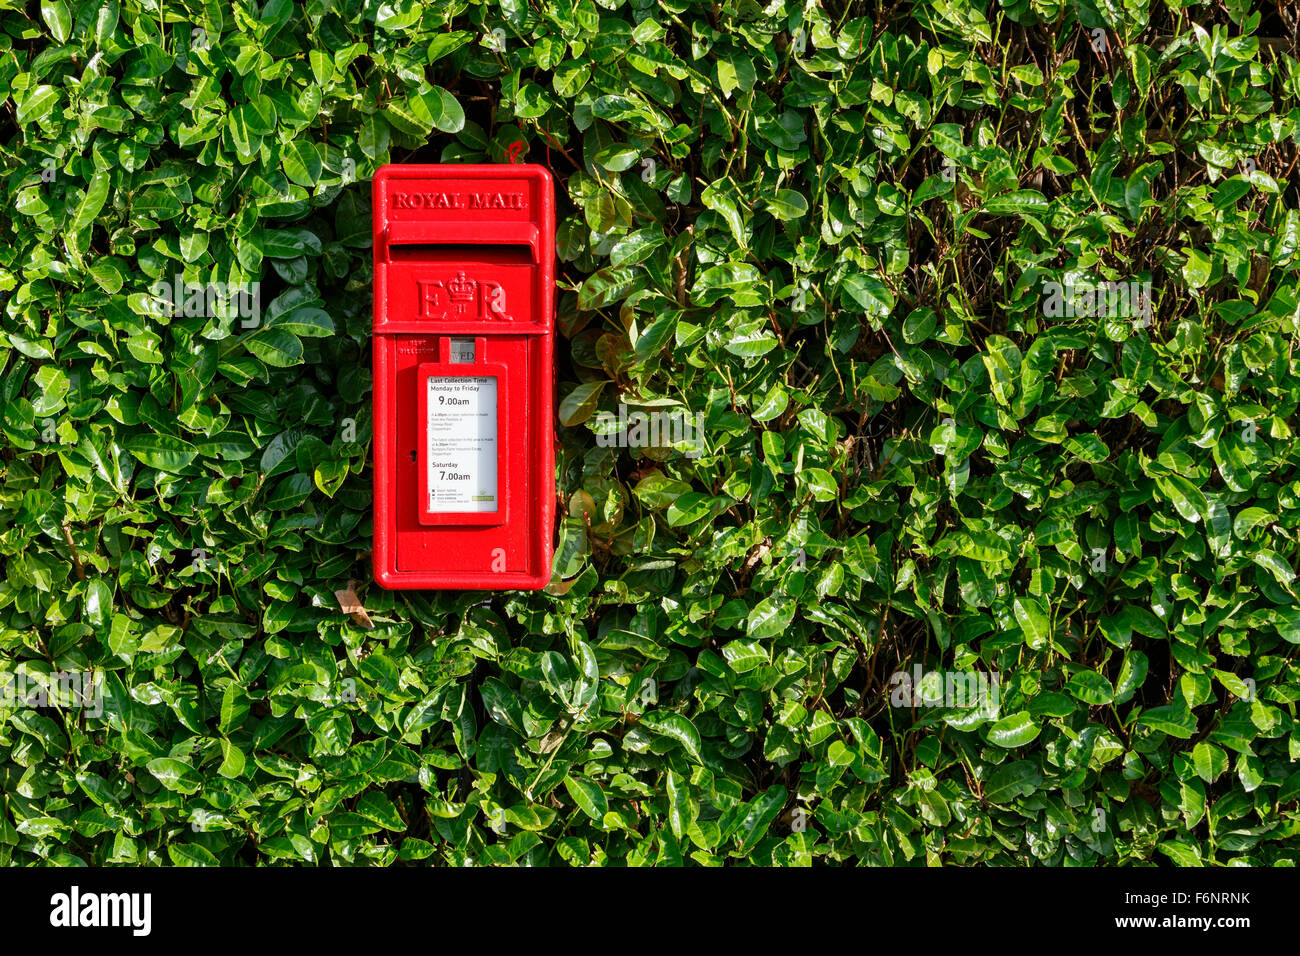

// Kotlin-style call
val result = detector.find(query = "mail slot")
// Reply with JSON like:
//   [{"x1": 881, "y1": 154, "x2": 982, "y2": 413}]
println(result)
[{"x1": 372, "y1": 164, "x2": 555, "y2": 589}]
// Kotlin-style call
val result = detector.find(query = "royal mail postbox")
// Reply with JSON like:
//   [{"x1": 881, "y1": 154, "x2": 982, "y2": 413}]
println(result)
[{"x1": 372, "y1": 164, "x2": 555, "y2": 589}]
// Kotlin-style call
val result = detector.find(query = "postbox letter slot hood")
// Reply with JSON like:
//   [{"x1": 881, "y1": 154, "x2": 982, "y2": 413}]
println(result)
[{"x1": 383, "y1": 220, "x2": 540, "y2": 258}]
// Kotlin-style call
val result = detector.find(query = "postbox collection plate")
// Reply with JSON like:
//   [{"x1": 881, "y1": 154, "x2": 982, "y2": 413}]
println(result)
[{"x1": 372, "y1": 164, "x2": 555, "y2": 589}]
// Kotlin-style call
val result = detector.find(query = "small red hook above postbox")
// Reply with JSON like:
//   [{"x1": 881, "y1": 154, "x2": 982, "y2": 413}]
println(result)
[{"x1": 371, "y1": 164, "x2": 556, "y2": 589}]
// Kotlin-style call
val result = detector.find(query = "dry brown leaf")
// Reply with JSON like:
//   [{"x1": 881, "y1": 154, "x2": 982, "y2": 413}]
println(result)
[{"x1": 334, "y1": 581, "x2": 374, "y2": 629}]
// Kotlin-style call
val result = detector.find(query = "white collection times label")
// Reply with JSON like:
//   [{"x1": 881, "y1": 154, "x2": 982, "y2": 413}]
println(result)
[{"x1": 426, "y1": 376, "x2": 498, "y2": 512}]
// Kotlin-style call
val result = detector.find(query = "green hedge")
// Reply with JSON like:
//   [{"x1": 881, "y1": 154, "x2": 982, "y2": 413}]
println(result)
[{"x1": 2, "y1": 0, "x2": 1299, "y2": 865}]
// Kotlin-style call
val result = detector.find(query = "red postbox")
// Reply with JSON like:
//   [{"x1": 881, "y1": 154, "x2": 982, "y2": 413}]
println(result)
[{"x1": 371, "y1": 164, "x2": 555, "y2": 589}]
